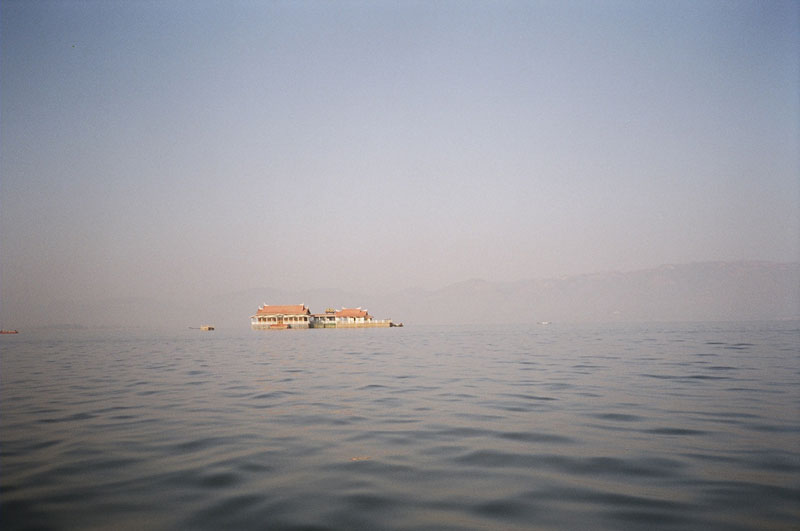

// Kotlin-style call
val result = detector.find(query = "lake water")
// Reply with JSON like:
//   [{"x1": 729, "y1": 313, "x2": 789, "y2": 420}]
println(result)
[{"x1": 1, "y1": 322, "x2": 798, "y2": 530}]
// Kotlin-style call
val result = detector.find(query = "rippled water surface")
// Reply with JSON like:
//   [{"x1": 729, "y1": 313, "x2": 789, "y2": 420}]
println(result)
[{"x1": 2, "y1": 322, "x2": 798, "y2": 530}]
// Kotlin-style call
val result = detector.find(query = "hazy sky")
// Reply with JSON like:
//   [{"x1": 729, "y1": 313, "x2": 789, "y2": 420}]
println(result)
[{"x1": 2, "y1": 0, "x2": 798, "y2": 320}]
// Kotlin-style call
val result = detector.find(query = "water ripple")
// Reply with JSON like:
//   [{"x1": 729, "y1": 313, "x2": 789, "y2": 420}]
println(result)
[{"x1": 1, "y1": 322, "x2": 797, "y2": 530}]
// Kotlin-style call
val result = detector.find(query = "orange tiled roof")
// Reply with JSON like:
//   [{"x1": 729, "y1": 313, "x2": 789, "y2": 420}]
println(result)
[
  {"x1": 255, "y1": 304, "x2": 310, "y2": 316},
  {"x1": 335, "y1": 308, "x2": 371, "y2": 319}
]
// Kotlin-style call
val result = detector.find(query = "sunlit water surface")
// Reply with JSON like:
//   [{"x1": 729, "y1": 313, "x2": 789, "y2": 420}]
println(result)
[{"x1": 2, "y1": 322, "x2": 798, "y2": 530}]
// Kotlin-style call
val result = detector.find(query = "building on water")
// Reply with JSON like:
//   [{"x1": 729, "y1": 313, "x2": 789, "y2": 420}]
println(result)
[
  {"x1": 311, "y1": 307, "x2": 393, "y2": 328},
  {"x1": 251, "y1": 304, "x2": 396, "y2": 329},
  {"x1": 250, "y1": 304, "x2": 311, "y2": 329}
]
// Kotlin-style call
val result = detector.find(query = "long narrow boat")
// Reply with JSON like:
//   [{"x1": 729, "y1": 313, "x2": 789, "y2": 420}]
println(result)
[{"x1": 0, "y1": 330, "x2": 19, "y2": 334}]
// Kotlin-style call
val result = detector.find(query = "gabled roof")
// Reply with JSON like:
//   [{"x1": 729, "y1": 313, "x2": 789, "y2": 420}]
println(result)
[
  {"x1": 254, "y1": 304, "x2": 310, "y2": 316},
  {"x1": 335, "y1": 307, "x2": 371, "y2": 319}
]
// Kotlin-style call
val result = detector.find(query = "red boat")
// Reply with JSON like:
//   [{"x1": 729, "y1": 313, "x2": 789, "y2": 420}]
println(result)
[{"x1": 0, "y1": 330, "x2": 19, "y2": 334}]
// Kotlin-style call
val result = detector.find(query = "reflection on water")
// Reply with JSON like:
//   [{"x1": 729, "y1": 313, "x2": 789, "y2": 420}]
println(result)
[{"x1": 1, "y1": 322, "x2": 798, "y2": 530}]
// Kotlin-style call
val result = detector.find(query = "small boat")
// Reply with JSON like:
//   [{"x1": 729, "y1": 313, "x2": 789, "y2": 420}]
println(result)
[
  {"x1": 200, "y1": 325, "x2": 215, "y2": 331},
  {"x1": 0, "y1": 330, "x2": 19, "y2": 334}
]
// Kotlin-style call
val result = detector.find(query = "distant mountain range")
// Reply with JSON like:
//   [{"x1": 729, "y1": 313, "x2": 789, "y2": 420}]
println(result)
[
  {"x1": 377, "y1": 261, "x2": 800, "y2": 325},
  {"x1": 200, "y1": 261, "x2": 800, "y2": 328},
  {"x1": 24, "y1": 261, "x2": 800, "y2": 329}
]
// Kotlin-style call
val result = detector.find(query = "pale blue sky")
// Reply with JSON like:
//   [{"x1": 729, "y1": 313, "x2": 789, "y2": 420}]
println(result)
[{"x1": 2, "y1": 0, "x2": 798, "y2": 320}]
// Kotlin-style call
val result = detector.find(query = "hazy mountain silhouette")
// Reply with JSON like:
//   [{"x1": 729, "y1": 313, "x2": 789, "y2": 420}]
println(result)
[
  {"x1": 199, "y1": 261, "x2": 800, "y2": 327},
  {"x1": 23, "y1": 261, "x2": 799, "y2": 329},
  {"x1": 376, "y1": 261, "x2": 799, "y2": 325}
]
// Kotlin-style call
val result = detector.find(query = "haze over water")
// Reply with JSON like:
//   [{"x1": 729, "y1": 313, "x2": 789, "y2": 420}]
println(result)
[
  {"x1": 2, "y1": 3, "x2": 799, "y2": 529},
  {"x1": 1, "y1": 1, "x2": 798, "y2": 329},
  {"x1": 2, "y1": 322, "x2": 798, "y2": 530}
]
